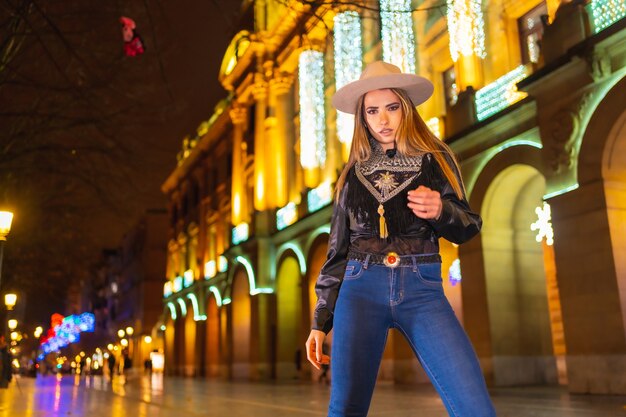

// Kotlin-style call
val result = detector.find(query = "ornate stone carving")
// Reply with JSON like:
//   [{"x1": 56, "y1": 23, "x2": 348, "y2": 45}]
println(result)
[
  {"x1": 252, "y1": 80, "x2": 268, "y2": 101},
  {"x1": 270, "y1": 75, "x2": 293, "y2": 96},
  {"x1": 229, "y1": 106, "x2": 248, "y2": 126},
  {"x1": 547, "y1": 91, "x2": 593, "y2": 173}
]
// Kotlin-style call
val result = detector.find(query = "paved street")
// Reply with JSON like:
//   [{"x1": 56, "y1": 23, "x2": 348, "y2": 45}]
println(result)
[{"x1": 1, "y1": 373, "x2": 625, "y2": 416}]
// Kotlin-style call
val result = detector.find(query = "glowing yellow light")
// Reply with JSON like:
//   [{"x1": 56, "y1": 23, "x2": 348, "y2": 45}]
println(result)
[
  {"x1": 125, "y1": 327, "x2": 134, "y2": 336},
  {"x1": 117, "y1": 329, "x2": 125, "y2": 338},
  {"x1": 447, "y1": 0, "x2": 486, "y2": 62},
  {"x1": 4, "y1": 293, "x2": 17, "y2": 310},
  {"x1": 426, "y1": 117, "x2": 442, "y2": 139},
  {"x1": 7, "y1": 319, "x2": 17, "y2": 330},
  {"x1": 120, "y1": 339, "x2": 129, "y2": 347},
  {"x1": 204, "y1": 260, "x2": 217, "y2": 279},
  {"x1": 0, "y1": 211, "x2": 13, "y2": 239},
  {"x1": 380, "y1": 0, "x2": 416, "y2": 73},
  {"x1": 107, "y1": 344, "x2": 114, "y2": 351},
  {"x1": 144, "y1": 336, "x2": 152, "y2": 344}
]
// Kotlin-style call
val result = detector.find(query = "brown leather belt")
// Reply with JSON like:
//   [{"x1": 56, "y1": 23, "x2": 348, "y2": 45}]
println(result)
[{"x1": 347, "y1": 250, "x2": 441, "y2": 268}]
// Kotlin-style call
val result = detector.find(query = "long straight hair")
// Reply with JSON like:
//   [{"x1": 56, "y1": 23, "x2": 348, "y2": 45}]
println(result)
[{"x1": 335, "y1": 88, "x2": 465, "y2": 200}]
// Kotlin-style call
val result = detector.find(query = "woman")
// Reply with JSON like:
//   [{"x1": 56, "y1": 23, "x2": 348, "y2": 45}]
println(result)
[{"x1": 305, "y1": 61, "x2": 496, "y2": 417}]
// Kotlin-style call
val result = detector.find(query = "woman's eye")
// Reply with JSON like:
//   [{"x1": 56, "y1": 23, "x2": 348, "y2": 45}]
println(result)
[
  {"x1": 388, "y1": 105, "x2": 400, "y2": 111},
  {"x1": 366, "y1": 109, "x2": 377, "y2": 115}
]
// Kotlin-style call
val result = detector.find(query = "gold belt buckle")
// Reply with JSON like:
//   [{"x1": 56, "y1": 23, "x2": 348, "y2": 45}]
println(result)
[{"x1": 383, "y1": 252, "x2": 400, "y2": 268}]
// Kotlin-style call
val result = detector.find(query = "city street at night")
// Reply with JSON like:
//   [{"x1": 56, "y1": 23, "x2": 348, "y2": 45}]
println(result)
[{"x1": 1, "y1": 374, "x2": 625, "y2": 417}]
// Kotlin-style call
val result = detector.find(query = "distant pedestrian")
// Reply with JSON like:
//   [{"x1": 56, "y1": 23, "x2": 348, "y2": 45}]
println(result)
[
  {"x1": 107, "y1": 354, "x2": 116, "y2": 379},
  {"x1": 0, "y1": 335, "x2": 12, "y2": 388}
]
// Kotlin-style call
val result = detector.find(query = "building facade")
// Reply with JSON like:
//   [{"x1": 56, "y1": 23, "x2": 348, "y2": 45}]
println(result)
[{"x1": 160, "y1": 0, "x2": 626, "y2": 394}]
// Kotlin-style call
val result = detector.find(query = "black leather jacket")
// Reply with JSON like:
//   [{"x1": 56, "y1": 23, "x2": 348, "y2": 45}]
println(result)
[{"x1": 312, "y1": 152, "x2": 482, "y2": 334}]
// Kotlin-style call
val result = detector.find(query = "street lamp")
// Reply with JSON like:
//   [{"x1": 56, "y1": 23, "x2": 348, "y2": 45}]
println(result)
[
  {"x1": 0, "y1": 210, "x2": 13, "y2": 290},
  {"x1": 7, "y1": 319, "x2": 17, "y2": 330},
  {"x1": 4, "y1": 293, "x2": 16, "y2": 310}
]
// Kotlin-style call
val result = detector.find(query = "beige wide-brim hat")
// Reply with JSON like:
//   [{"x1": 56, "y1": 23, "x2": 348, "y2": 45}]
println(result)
[{"x1": 332, "y1": 61, "x2": 434, "y2": 114}]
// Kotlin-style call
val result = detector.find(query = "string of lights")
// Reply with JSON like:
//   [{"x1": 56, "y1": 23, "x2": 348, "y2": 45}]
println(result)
[
  {"x1": 590, "y1": 0, "x2": 626, "y2": 33},
  {"x1": 380, "y1": 0, "x2": 416, "y2": 74},
  {"x1": 298, "y1": 50, "x2": 326, "y2": 169},
  {"x1": 334, "y1": 11, "x2": 363, "y2": 144},
  {"x1": 447, "y1": 0, "x2": 486, "y2": 62}
]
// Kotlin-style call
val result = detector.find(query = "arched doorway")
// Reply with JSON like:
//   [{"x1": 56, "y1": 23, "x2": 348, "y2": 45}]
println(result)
[
  {"x1": 204, "y1": 296, "x2": 220, "y2": 377},
  {"x1": 307, "y1": 236, "x2": 330, "y2": 381},
  {"x1": 164, "y1": 315, "x2": 176, "y2": 375},
  {"x1": 231, "y1": 268, "x2": 251, "y2": 379},
  {"x1": 175, "y1": 310, "x2": 186, "y2": 375},
  {"x1": 183, "y1": 300, "x2": 197, "y2": 376},
  {"x1": 481, "y1": 164, "x2": 558, "y2": 386},
  {"x1": 276, "y1": 256, "x2": 302, "y2": 379}
]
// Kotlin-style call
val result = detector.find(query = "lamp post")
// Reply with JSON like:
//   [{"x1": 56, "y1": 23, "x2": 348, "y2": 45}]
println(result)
[{"x1": 0, "y1": 211, "x2": 14, "y2": 291}]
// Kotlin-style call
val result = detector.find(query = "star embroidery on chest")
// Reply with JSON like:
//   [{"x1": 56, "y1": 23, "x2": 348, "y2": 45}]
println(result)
[{"x1": 373, "y1": 171, "x2": 399, "y2": 198}]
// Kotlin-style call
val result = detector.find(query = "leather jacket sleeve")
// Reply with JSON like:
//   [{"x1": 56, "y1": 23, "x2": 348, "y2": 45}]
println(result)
[
  {"x1": 312, "y1": 184, "x2": 350, "y2": 334},
  {"x1": 427, "y1": 154, "x2": 482, "y2": 244}
]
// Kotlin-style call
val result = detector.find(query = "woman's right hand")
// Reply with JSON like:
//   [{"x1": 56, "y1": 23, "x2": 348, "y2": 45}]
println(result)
[{"x1": 305, "y1": 330, "x2": 330, "y2": 370}]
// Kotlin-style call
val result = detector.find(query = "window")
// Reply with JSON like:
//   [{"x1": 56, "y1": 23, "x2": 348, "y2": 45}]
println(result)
[
  {"x1": 443, "y1": 66, "x2": 458, "y2": 108},
  {"x1": 518, "y1": 2, "x2": 548, "y2": 65}
]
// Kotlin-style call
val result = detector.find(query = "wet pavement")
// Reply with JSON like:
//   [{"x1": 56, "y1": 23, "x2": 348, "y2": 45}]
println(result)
[{"x1": 1, "y1": 373, "x2": 625, "y2": 416}]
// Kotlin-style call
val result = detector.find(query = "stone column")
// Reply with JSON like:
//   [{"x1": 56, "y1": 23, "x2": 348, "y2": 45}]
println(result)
[
  {"x1": 269, "y1": 75, "x2": 294, "y2": 208},
  {"x1": 548, "y1": 182, "x2": 626, "y2": 394},
  {"x1": 252, "y1": 77, "x2": 269, "y2": 212},
  {"x1": 229, "y1": 105, "x2": 249, "y2": 225}
]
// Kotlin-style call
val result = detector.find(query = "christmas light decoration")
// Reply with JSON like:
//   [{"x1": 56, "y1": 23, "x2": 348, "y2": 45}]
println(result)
[
  {"x1": 183, "y1": 269, "x2": 194, "y2": 287},
  {"x1": 426, "y1": 117, "x2": 442, "y2": 139},
  {"x1": 40, "y1": 313, "x2": 96, "y2": 355},
  {"x1": 590, "y1": 0, "x2": 626, "y2": 33},
  {"x1": 299, "y1": 50, "x2": 326, "y2": 169},
  {"x1": 173, "y1": 276, "x2": 183, "y2": 293},
  {"x1": 475, "y1": 65, "x2": 530, "y2": 121},
  {"x1": 167, "y1": 302, "x2": 177, "y2": 320},
  {"x1": 446, "y1": 0, "x2": 487, "y2": 62},
  {"x1": 231, "y1": 222, "x2": 249, "y2": 245},
  {"x1": 163, "y1": 281, "x2": 173, "y2": 298},
  {"x1": 277, "y1": 202, "x2": 298, "y2": 230},
  {"x1": 204, "y1": 260, "x2": 217, "y2": 279},
  {"x1": 334, "y1": 11, "x2": 363, "y2": 144},
  {"x1": 380, "y1": 0, "x2": 416, "y2": 73},
  {"x1": 176, "y1": 298, "x2": 187, "y2": 316},
  {"x1": 209, "y1": 286, "x2": 223, "y2": 307},
  {"x1": 218, "y1": 255, "x2": 228, "y2": 273},
  {"x1": 448, "y1": 258, "x2": 462, "y2": 286},
  {"x1": 531, "y1": 202, "x2": 554, "y2": 245},
  {"x1": 308, "y1": 181, "x2": 333, "y2": 213}
]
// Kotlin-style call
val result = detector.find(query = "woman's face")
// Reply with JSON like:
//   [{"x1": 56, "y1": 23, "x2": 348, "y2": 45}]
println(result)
[{"x1": 363, "y1": 88, "x2": 402, "y2": 151}]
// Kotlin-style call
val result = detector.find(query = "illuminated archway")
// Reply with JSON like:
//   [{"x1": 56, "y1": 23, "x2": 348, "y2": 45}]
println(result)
[
  {"x1": 204, "y1": 295, "x2": 220, "y2": 377},
  {"x1": 481, "y1": 164, "x2": 557, "y2": 386},
  {"x1": 306, "y1": 234, "x2": 330, "y2": 381},
  {"x1": 164, "y1": 312, "x2": 176, "y2": 376},
  {"x1": 183, "y1": 299, "x2": 197, "y2": 376},
  {"x1": 275, "y1": 256, "x2": 303, "y2": 379},
  {"x1": 231, "y1": 268, "x2": 251, "y2": 379}
]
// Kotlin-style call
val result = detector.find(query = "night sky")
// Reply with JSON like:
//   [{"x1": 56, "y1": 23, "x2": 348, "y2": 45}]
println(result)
[{"x1": 0, "y1": 0, "x2": 242, "y2": 326}]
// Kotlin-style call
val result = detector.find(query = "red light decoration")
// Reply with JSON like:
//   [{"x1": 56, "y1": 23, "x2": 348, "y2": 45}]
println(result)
[{"x1": 120, "y1": 16, "x2": 145, "y2": 57}]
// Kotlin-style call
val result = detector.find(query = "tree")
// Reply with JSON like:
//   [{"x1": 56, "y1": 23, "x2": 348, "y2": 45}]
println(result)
[{"x1": 0, "y1": 0, "x2": 240, "y2": 321}]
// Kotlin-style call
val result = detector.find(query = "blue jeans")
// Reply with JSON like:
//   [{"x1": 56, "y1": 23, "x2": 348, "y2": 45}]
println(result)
[{"x1": 328, "y1": 258, "x2": 496, "y2": 417}]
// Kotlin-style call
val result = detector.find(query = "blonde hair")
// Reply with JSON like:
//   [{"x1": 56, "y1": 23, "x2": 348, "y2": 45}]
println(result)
[{"x1": 335, "y1": 88, "x2": 465, "y2": 200}]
